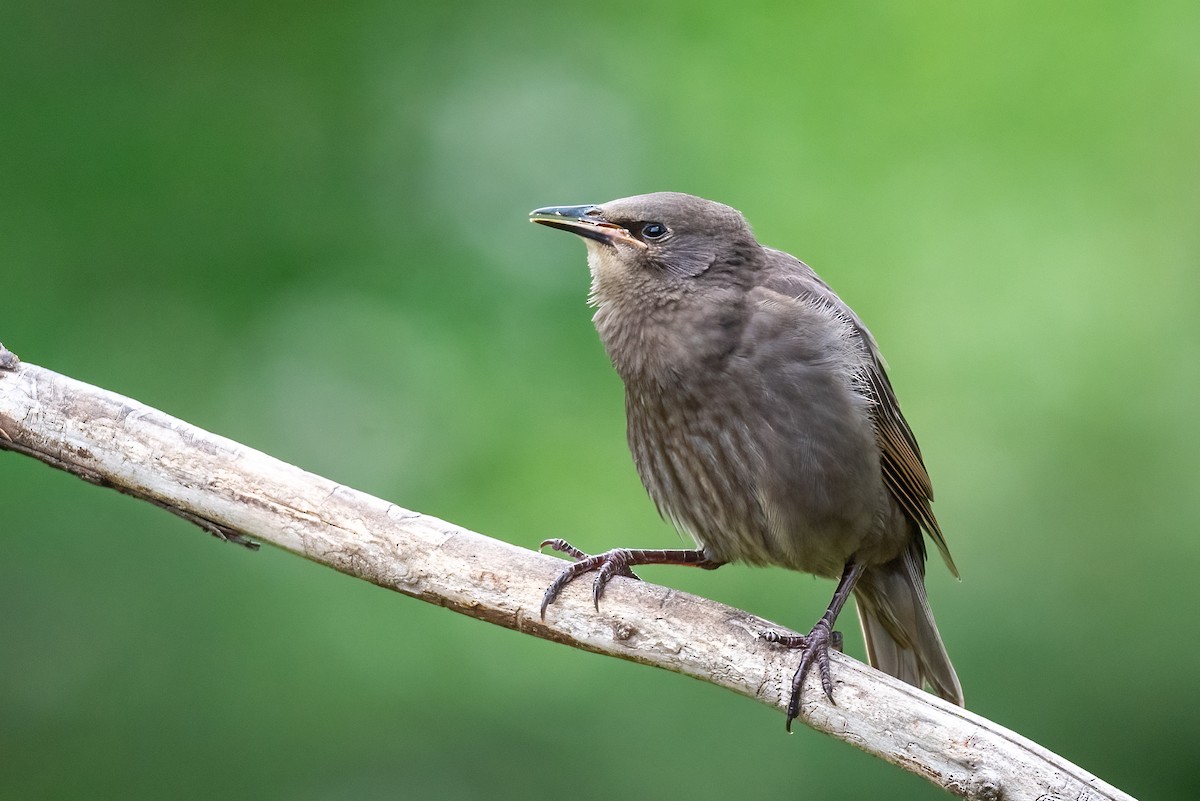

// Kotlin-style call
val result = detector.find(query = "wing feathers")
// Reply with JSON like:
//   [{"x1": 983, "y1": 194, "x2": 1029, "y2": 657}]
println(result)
[{"x1": 762, "y1": 253, "x2": 958, "y2": 577}]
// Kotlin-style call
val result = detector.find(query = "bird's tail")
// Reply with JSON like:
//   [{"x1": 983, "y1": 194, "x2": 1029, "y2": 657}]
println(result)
[{"x1": 852, "y1": 540, "x2": 963, "y2": 705}]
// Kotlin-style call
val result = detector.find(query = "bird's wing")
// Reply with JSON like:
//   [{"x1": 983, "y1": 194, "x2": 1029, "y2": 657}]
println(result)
[{"x1": 761, "y1": 251, "x2": 958, "y2": 577}]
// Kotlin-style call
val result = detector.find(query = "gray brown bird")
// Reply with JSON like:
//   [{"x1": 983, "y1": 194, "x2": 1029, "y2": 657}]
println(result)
[{"x1": 530, "y1": 192, "x2": 963, "y2": 729}]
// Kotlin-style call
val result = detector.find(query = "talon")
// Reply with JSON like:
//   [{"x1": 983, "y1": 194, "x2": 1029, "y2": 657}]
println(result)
[
  {"x1": 769, "y1": 616, "x2": 841, "y2": 731},
  {"x1": 540, "y1": 538, "x2": 588, "y2": 561},
  {"x1": 537, "y1": 542, "x2": 711, "y2": 621},
  {"x1": 537, "y1": 542, "x2": 645, "y2": 619},
  {"x1": 593, "y1": 555, "x2": 618, "y2": 608}
]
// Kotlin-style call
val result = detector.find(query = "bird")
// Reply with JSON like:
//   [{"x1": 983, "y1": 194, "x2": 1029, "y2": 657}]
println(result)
[{"x1": 529, "y1": 192, "x2": 963, "y2": 729}]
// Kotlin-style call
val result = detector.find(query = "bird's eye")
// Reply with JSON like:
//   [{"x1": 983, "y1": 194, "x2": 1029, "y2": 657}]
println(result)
[{"x1": 640, "y1": 222, "x2": 668, "y2": 240}]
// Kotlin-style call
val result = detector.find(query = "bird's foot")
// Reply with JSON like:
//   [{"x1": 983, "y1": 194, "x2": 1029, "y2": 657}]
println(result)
[
  {"x1": 538, "y1": 539, "x2": 641, "y2": 618},
  {"x1": 762, "y1": 617, "x2": 845, "y2": 732}
]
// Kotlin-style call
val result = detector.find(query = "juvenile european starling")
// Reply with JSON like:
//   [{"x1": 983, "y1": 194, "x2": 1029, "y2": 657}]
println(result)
[{"x1": 530, "y1": 192, "x2": 963, "y2": 729}]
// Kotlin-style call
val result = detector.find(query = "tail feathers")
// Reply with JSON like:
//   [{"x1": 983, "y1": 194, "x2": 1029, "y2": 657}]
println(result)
[{"x1": 853, "y1": 542, "x2": 963, "y2": 706}]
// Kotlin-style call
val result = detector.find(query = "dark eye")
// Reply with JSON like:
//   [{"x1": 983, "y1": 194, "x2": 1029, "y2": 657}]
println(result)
[{"x1": 640, "y1": 222, "x2": 668, "y2": 240}]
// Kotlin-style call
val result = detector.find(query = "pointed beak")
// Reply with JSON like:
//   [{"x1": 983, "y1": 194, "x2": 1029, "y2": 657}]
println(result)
[{"x1": 529, "y1": 205, "x2": 646, "y2": 249}]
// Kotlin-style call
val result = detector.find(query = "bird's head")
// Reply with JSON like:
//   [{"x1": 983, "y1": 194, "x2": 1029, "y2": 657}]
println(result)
[{"x1": 530, "y1": 192, "x2": 758, "y2": 305}]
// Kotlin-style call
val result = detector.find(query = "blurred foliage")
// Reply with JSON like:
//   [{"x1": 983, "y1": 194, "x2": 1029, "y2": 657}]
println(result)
[{"x1": 2, "y1": 1, "x2": 1198, "y2": 799}]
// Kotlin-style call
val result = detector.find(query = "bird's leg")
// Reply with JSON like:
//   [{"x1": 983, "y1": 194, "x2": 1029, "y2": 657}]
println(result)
[
  {"x1": 762, "y1": 561, "x2": 865, "y2": 731},
  {"x1": 538, "y1": 538, "x2": 723, "y2": 619}
]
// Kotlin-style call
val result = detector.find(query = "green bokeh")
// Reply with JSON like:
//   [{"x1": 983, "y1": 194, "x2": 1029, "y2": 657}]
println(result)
[{"x1": 3, "y1": 2, "x2": 1198, "y2": 799}]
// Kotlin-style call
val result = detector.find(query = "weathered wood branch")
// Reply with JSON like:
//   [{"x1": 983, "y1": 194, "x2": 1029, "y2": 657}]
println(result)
[{"x1": 0, "y1": 345, "x2": 1134, "y2": 801}]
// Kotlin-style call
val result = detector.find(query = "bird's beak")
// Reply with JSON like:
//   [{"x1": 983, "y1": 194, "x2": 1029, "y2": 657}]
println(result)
[{"x1": 529, "y1": 205, "x2": 647, "y2": 249}]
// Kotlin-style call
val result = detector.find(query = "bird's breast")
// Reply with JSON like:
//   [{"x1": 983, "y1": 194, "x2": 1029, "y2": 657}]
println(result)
[{"x1": 621, "y1": 332, "x2": 886, "y2": 577}]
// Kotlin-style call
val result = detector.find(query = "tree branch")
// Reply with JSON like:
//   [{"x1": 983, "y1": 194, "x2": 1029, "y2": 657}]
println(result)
[{"x1": 0, "y1": 347, "x2": 1135, "y2": 801}]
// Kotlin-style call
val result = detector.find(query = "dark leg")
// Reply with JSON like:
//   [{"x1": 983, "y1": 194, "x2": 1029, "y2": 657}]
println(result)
[
  {"x1": 539, "y1": 538, "x2": 724, "y2": 619},
  {"x1": 763, "y1": 561, "x2": 865, "y2": 731}
]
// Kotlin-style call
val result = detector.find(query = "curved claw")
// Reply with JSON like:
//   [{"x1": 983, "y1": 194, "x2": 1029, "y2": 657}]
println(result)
[
  {"x1": 538, "y1": 541, "x2": 641, "y2": 620},
  {"x1": 592, "y1": 554, "x2": 631, "y2": 610},
  {"x1": 540, "y1": 538, "x2": 589, "y2": 561},
  {"x1": 541, "y1": 556, "x2": 603, "y2": 618},
  {"x1": 763, "y1": 619, "x2": 841, "y2": 732},
  {"x1": 786, "y1": 618, "x2": 838, "y2": 731}
]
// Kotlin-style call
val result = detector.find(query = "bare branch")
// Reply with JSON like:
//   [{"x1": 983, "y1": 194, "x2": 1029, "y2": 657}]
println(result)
[{"x1": 0, "y1": 354, "x2": 1135, "y2": 801}]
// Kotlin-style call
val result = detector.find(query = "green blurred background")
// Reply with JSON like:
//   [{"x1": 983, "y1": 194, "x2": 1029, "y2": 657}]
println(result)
[{"x1": 2, "y1": 2, "x2": 1198, "y2": 799}]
